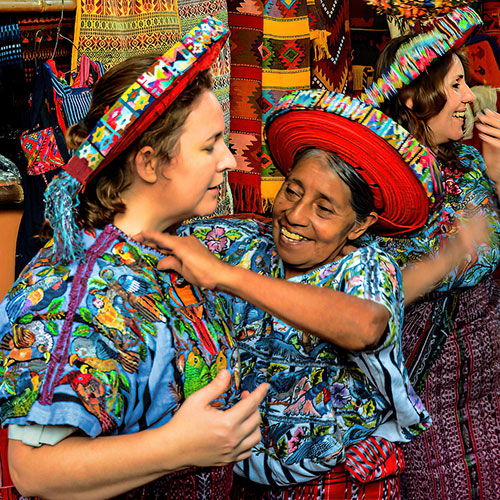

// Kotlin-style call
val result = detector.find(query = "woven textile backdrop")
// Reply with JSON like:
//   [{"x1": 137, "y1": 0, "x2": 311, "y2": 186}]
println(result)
[{"x1": 228, "y1": 0, "x2": 351, "y2": 213}]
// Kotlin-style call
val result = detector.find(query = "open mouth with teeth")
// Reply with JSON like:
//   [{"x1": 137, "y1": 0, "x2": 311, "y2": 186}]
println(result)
[
  {"x1": 452, "y1": 111, "x2": 465, "y2": 119},
  {"x1": 281, "y1": 226, "x2": 308, "y2": 241}
]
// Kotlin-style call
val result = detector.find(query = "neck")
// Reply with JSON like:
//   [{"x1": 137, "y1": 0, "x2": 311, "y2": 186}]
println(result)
[{"x1": 113, "y1": 194, "x2": 178, "y2": 236}]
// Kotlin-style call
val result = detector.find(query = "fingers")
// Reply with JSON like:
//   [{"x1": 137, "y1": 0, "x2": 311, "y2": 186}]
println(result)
[
  {"x1": 232, "y1": 426, "x2": 264, "y2": 462},
  {"x1": 157, "y1": 255, "x2": 181, "y2": 272},
  {"x1": 226, "y1": 382, "x2": 269, "y2": 424},
  {"x1": 477, "y1": 109, "x2": 500, "y2": 140},
  {"x1": 189, "y1": 369, "x2": 232, "y2": 405}
]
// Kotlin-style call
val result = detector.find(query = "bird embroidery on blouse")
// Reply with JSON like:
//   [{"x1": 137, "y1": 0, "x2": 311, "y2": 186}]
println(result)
[
  {"x1": 58, "y1": 371, "x2": 117, "y2": 433},
  {"x1": 167, "y1": 273, "x2": 218, "y2": 356}
]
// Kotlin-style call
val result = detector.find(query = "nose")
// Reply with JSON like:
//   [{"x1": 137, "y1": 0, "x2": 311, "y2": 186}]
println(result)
[
  {"x1": 461, "y1": 82, "x2": 475, "y2": 104},
  {"x1": 217, "y1": 142, "x2": 236, "y2": 172},
  {"x1": 285, "y1": 198, "x2": 309, "y2": 227}
]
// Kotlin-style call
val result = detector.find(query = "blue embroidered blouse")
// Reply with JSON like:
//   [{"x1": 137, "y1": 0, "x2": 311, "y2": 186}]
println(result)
[
  {"x1": 180, "y1": 217, "x2": 430, "y2": 485},
  {"x1": 368, "y1": 145, "x2": 500, "y2": 289},
  {"x1": 0, "y1": 225, "x2": 238, "y2": 438}
]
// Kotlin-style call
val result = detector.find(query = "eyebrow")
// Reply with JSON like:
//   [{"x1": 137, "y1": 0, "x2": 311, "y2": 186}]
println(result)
[
  {"x1": 287, "y1": 176, "x2": 339, "y2": 208},
  {"x1": 204, "y1": 131, "x2": 223, "y2": 143}
]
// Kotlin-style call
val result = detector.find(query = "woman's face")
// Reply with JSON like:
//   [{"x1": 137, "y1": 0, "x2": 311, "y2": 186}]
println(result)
[
  {"x1": 272, "y1": 156, "x2": 363, "y2": 279},
  {"x1": 158, "y1": 90, "x2": 235, "y2": 223},
  {"x1": 427, "y1": 54, "x2": 475, "y2": 146}
]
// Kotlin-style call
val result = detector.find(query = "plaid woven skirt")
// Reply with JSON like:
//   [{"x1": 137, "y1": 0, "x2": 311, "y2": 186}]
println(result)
[{"x1": 231, "y1": 464, "x2": 401, "y2": 500}]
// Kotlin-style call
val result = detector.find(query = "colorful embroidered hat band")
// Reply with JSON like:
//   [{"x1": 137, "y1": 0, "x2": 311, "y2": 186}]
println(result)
[
  {"x1": 360, "y1": 7, "x2": 482, "y2": 108},
  {"x1": 365, "y1": 0, "x2": 472, "y2": 22},
  {"x1": 44, "y1": 16, "x2": 229, "y2": 262},
  {"x1": 265, "y1": 89, "x2": 443, "y2": 235}
]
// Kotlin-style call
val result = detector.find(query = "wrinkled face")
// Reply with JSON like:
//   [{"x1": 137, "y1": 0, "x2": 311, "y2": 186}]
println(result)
[
  {"x1": 160, "y1": 90, "x2": 235, "y2": 223},
  {"x1": 427, "y1": 54, "x2": 475, "y2": 145},
  {"x1": 272, "y1": 157, "x2": 361, "y2": 279}
]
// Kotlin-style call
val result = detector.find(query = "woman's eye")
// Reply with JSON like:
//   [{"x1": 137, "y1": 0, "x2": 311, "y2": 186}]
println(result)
[
  {"x1": 204, "y1": 146, "x2": 215, "y2": 153},
  {"x1": 285, "y1": 186, "x2": 299, "y2": 197},
  {"x1": 318, "y1": 205, "x2": 334, "y2": 214}
]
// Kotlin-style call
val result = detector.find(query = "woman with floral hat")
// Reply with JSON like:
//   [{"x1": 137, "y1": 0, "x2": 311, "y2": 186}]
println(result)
[
  {"x1": 0, "y1": 18, "x2": 270, "y2": 500},
  {"x1": 361, "y1": 6, "x2": 500, "y2": 499},
  {"x1": 138, "y1": 86, "x2": 487, "y2": 499}
]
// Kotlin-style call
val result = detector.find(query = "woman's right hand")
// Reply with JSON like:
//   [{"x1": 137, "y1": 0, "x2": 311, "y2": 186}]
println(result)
[
  {"x1": 166, "y1": 369, "x2": 269, "y2": 467},
  {"x1": 137, "y1": 231, "x2": 233, "y2": 290}
]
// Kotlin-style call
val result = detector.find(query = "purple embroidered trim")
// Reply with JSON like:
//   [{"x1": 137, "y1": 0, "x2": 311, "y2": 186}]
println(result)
[{"x1": 39, "y1": 225, "x2": 118, "y2": 405}]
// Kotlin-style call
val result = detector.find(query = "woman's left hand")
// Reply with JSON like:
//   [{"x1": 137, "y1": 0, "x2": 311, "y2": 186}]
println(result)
[
  {"x1": 136, "y1": 231, "x2": 230, "y2": 290},
  {"x1": 476, "y1": 109, "x2": 500, "y2": 187}
]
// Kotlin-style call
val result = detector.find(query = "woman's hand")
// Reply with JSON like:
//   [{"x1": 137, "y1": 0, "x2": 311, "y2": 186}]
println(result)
[
  {"x1": 402, "y1": 215, "x2": 490, "y2": 305},
  {"x1": 166, "y1": 369, "x2": 269, "y2": 468},
  {"x1": 476, "y1": 109, "x2": 500, "y2": 189},
  {"x1": 8, "y1": 370, "x2": 268, "y2": 500},
  {"x1": 137, "y1": 231, "x2": 233, "y2": 290}
]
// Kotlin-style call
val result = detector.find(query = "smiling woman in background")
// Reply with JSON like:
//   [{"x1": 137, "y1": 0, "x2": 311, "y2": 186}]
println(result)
[{"x1": 361, "y1": 7, "x2": 500, "y2": 499}]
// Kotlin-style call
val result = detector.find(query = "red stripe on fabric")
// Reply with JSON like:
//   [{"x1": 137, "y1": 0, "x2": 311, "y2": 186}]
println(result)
[
  {"x1": 230, "y1": 118, "x2": 261, "y2": 133},
  {"x1": 228, "y1": 13, "x2": 263, "y2": 30},
  {"x1": 231, "y1": 66, "x2": 262, "y2": 80}
]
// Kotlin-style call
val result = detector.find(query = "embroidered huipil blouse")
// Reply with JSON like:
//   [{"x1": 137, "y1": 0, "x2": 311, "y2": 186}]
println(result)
[
  {"x1": 369, "y1": 145, "x2": 500, "y2": 288},
  {"x1": 180, "y1": 217, "x2": 430, "y2": 485},
  {"x1": 0, "y1": 225, "x2": 238, "y2": 438}
]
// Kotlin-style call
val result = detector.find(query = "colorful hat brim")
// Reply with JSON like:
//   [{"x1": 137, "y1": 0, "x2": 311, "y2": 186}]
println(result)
[
  {"x1": 361, "y1": 7, "x2": 483, "y2": 107},
  {"x1": 365, "y1": 0, "x2": 472, "y2": 21},
  {"x1": 64, "y1": 16, "x2": 229, "y2": 185},
  {"x1": 266, "y1": 90, "x2": 443, "y2": 236}
]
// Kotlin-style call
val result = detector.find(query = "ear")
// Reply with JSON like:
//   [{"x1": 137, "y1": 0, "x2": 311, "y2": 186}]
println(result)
[
  {"x1": 134, "y1": 146, "x2": 159, "y2": 183},
  {"x1": 404, "y1": 95, "x2": 414, "y2": 110},
  {"x1": 347, "y1": 212, "x2": 379, "y2": 240}
]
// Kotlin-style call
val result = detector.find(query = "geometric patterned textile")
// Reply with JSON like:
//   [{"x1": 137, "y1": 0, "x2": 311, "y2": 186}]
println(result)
[
  {"x1": 19, "y1": 12, "x2": 76, "y2": 84},
  {"x1": 227, "y1": 0, "x2": 351, "y2": 212},
  {"x1": 227, "y1": 0, "x2": 264, "y2": 213},
  {"x1": 72, "y1": 0, "x2": 182, "y2": 70},
  {"x1": 310, "y1": 0, "x2": 351, "y2": 93}
]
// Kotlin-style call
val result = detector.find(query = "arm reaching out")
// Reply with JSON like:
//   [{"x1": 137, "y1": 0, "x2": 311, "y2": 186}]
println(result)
[
  {"x1": 8, "y1": 370, "x2": 268, "y2": 500},
  {"x1": 402, "y1": 215, "x2": 490, "y2": 305},
  {"x1": 138, "y1": 231, "x2": 390, "y2": 351}
]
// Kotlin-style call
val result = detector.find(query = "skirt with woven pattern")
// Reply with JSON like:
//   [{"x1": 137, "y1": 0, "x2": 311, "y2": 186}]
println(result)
[
  {"x1": 401, "y1": 276, "x2": 500, "y2": 500},
  {"x1": 117, "y1": 464, "x2": 233, "y2": 500},
  {"x1": 231, "y1": 464, "x2": 401, "y2": 500}
]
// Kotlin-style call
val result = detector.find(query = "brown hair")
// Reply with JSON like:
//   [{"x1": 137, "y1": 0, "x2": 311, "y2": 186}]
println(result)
[
  {"x1": 376, "y1": 35, "x2": 469, "y2": 164},
  {"x1": 66, "y1": 55, "x2": 213, "y2": 230}
]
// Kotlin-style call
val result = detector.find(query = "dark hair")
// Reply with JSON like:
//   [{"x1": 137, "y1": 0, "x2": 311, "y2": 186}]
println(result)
[
  {"x1": 376, "y1": 35, "x2": 469, "y2": 163},
  {"x1": 66, "y1": 55, "x2": 213, "y2": 230},
  {"x1": 291, "y1": 148, "x2": 376, "y2": 223}
]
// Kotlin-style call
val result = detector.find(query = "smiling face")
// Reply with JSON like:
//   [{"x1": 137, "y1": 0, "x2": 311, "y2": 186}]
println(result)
[
  {"x1": 156, "y1": 89, "x2": 236, "y2": 224},
  {"x1": 426, "y1": 54, "x2": 475, "y2": 146},
  {"x1": 272, "y1": 155, "x2": 374, "y2": 279}
]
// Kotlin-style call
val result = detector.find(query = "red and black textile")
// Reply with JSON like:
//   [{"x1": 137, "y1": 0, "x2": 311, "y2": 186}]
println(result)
[
  {"x1": 401, "y1": 277, "x2": 500, "y2": 500},
  {"x1": 227, "y1": 0, "x2": 264, "y2": 213},
  {"x1": 310, "y1": 0, "x2": 351, "y2": 93},
  {"x1": 231, "y1": 462, "x2": 401, "y2": 500},
  {"x1": 466, "y1": 35, "x2": 500, "y2": 86},
  {"x1": 18, "y1": 12, "x2": 75, "y2": 84},
  {"x1": 121, "y1": 464, "x2": 233, "y2": 499}
]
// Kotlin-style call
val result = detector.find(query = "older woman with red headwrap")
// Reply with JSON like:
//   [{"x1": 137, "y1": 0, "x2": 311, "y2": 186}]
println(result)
[{"x1": 138, "y1": 81, "x2": 488, "y2": 498}]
